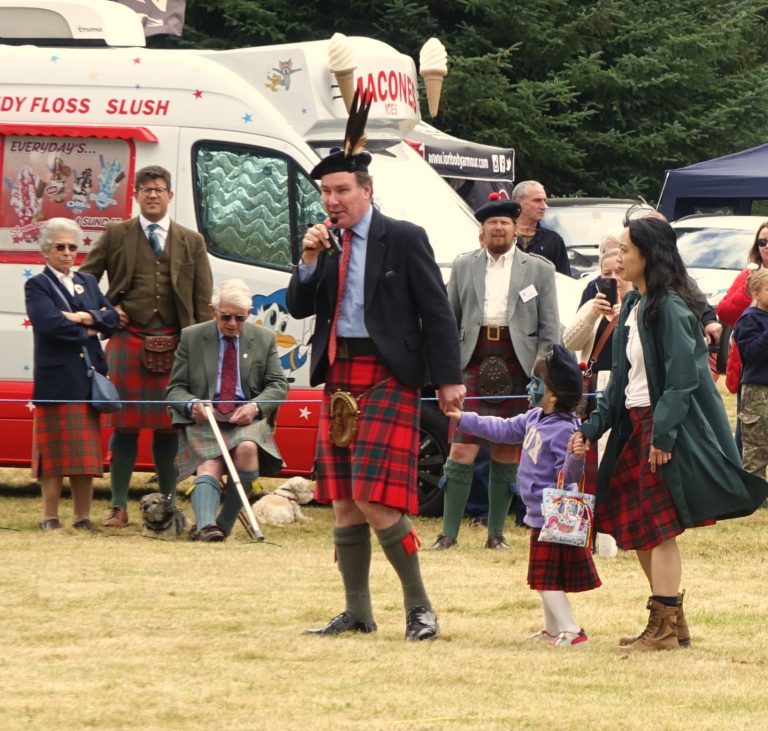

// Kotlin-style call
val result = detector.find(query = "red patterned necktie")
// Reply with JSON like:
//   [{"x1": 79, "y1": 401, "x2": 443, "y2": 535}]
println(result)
[
  {"x1": 217, "y1": 336, "x2": 237, "y2": 414},
  {"x1": 327, "y1": 229, "x2": 353, "y2": 366}
]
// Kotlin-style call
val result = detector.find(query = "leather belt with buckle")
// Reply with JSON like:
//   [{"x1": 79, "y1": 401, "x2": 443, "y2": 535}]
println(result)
[
  {"x1": 482, "y1": 325, "x2": 509, "y2": 342},
  {"x1": 336, "y1": 337, "x2": 379, "y2": 360}
]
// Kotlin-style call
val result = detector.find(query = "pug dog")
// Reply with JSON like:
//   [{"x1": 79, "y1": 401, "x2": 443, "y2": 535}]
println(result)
[{"x1": 140, "y1": 492, "x2": 187, "y2": 539}]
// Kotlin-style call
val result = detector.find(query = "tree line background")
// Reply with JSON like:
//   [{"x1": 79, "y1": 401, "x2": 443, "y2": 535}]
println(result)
[{"x1": 156, "y1": 0, "x2": 768, "y2": 204}]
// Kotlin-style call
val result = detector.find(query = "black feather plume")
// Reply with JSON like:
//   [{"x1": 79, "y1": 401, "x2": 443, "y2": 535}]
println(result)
[{"x1": 343, "y1": 88, "x2": 372, "y2": 157}]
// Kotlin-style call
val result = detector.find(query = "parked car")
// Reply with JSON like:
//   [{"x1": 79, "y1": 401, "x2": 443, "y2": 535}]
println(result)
[
  {"x1": 671, "y1": 215, "x2": 764, "y2": 306},
  {"x1": 543, "y1": 198, "x2": 653, "y2": 278}
]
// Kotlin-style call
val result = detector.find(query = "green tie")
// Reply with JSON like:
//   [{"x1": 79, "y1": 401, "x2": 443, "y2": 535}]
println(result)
[{"x1": 147, "y1": 223, "x2": 162, "y2": 258}]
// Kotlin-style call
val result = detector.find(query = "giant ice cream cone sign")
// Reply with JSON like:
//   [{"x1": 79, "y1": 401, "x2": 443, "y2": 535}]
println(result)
[
  {"x1": 329, "y1": 33, "x2": 357, "y2": 112},
  {"x1": 419, "y1": 38, "x2": 447, "y2": 117}
]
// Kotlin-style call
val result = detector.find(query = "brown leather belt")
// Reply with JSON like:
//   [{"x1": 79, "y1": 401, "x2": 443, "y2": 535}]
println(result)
[
  {"x1": 481, "y1": 325, "x2": 509, "y2": 342},
  {"x1": 336, "y1": 337, "x2": 379, "y2": 359}
]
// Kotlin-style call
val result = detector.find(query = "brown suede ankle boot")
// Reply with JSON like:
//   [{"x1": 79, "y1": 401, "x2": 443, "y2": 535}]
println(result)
[
  {"x1": 676, "y1": 590, "x2": 691, "y2": 648},
  {"x1": 619, "y1": 591, "x2": 691, "y2": 648},
  {"x1": 618, "y1": 598, "x2": 651, "y2": 646},
  {"x1": 626, "y1": 598, "x2": 678, "y2": 652}
]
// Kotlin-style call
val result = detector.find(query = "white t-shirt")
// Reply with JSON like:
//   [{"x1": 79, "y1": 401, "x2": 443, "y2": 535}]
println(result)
[{"x1": 624, "y1": 305, "x2": 651, "y2": 408}]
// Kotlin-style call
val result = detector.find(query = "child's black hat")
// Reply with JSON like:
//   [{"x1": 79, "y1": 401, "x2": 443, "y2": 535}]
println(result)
[{"x1": 545, "y1": 344, "x2": 583, "y2": 397}]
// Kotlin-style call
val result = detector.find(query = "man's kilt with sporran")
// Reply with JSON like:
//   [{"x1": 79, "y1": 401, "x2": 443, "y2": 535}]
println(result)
[
  {"x1": 105, "y1": 318, "x2": 177, "y2": 430},
  {"x1": 315, "y1": 354, "x2": 420, "y2": 515}
]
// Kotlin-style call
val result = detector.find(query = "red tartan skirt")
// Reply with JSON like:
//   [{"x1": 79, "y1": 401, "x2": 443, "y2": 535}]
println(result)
[
  {"x1": 455, "y1": 332, "x2": 528, "y2": 445},
  {"x1": 596, "y1": 407, "x2": 685, "y2": 551},
  {"x1": 528, "y1": 528, "x2": 601, "y2": 592},
  {"x1": 32, "y1": 403, "x2": 104, "y2": 478},
  {"x1": 314, "y1": 355, "x2": 420, "y2": 514},
  {"x1": 104, "y1": 319, "x2": 177, "y2": 430}
]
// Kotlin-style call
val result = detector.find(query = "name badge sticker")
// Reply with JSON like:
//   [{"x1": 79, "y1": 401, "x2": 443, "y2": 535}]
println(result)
[{"x1": 519, "y1": 285, "x2": 538, "y2": 303}]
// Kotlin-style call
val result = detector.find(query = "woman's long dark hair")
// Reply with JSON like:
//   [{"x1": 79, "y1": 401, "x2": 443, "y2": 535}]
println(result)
[{"x1": 627, "y1": 217, "x2": 698, "y2": 327}]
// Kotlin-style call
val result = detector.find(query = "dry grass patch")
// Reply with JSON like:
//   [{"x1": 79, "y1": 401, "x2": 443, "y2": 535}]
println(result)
[{"x1": 3, "y1": 485, "x2": 768, "y2": 730}]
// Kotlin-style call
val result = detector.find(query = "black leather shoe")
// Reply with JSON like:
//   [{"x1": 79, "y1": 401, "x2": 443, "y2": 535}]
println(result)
[
  {"x1": 425, "y1": 534, "x2": 457, "y2": 551},
  {"x1": 485, "y1": 534, "x2": 510, "y2": 550},
  {"x1": 405, "y1": 606, "x2": 439, "y2": 641},
  {"x1": 303, "y1": 612, "x2": 377, "y2": 636}
]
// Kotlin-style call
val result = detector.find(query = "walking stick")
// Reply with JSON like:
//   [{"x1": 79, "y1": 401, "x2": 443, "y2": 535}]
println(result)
[{"x1": 204, "y1": 403, "x2": 265, "y2": 542}]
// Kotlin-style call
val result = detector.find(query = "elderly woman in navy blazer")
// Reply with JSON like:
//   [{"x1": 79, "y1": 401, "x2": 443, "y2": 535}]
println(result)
[{"x1": 25, "y1": 218, "x2": 119, "y2": 531}]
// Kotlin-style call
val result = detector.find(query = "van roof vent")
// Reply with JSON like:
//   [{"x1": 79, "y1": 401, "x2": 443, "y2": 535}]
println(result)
[{"x1": 0, "y1": 0, "x2": 146, "y2": 47}]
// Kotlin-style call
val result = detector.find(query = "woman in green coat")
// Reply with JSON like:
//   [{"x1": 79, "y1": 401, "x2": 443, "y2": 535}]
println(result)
[{"x1": 574, "y1": 217, "x2": 768, "y2": 652}]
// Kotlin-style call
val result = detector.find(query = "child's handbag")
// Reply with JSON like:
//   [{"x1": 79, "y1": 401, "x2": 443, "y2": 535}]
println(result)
[{"x1": 538, "y1": 472, "x2": 595, "y2": 548}]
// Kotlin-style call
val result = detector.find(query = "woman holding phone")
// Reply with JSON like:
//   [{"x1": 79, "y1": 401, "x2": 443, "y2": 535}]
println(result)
[{"x1": 564, "y1": 244, "x2": 632, "y2": 417}]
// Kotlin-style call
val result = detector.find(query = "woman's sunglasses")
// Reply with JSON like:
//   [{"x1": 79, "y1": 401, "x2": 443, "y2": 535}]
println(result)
[
  {"x1": 54, "y1": 243, "x2": 78, "y2": 252},
  {"x1": 757, "y1": 238, "x2": 768, "y2": 247}
]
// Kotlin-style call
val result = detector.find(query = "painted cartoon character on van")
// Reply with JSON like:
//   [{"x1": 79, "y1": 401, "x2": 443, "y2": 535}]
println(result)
[
  {"x1": 265, "y1": 59, "x2": 303, "y2": 92},
  {"x1": 252, "y1": 288, "x2": 311, "y2": 381}
]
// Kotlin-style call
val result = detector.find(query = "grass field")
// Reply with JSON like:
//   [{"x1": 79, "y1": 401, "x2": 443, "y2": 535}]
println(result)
[
  {"x1": 3, "y1": 384, "x2": 765, "y2": 730},
  {"x1": 3, "y1": 473, "x2": 768, "y2": 730}
]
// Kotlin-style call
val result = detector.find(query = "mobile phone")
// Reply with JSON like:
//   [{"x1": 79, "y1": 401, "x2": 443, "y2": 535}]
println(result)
[{"x1": 597, "y1": 276, "x2": 617, "y2": 306}]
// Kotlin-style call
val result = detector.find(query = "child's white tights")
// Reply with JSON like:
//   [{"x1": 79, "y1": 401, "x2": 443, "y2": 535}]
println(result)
[{"x1": 539, "y1": 590, "x2": 580, "y2": 634}]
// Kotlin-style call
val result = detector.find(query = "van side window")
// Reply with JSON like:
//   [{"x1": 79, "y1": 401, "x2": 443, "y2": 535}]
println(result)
[{"x1": 193, "y1": 143, "x2": 324, "y2": 270}]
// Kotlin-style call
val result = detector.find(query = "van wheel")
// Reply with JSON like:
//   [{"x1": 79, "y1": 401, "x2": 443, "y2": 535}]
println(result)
[{"x1": 417, "y1": 405, "x2": 449, "y2": 517}]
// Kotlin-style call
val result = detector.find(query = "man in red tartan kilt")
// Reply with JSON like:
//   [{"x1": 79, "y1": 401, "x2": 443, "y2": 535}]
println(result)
[
  {"x1": 286, "y1": 93, "x2": 464, "y2": 641},
  {"x1": 80, "y1": 165, "x2": 213, "y2": 528}
]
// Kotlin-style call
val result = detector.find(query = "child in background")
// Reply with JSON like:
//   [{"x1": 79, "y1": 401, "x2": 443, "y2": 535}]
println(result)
[
  {"x1": 733, "y1": 268, "x2": 768, "y2": 480},
  {"x1": 445, "y1": 344, "x2": 601, "y2": 646}
]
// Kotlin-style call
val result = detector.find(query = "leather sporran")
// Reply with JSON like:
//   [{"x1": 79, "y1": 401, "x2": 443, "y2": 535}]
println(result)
[
  {"x1": 142, "y1": 335, "x2": 179, "y2": 374},
  {"x1": 329, "y1": 390, "x2": 360, "y2": 448},
  {"x1": 477, "y1": 356, "x2": 513, "y2": 401}
]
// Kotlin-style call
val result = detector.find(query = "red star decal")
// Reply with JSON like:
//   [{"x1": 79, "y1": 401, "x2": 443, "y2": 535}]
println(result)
[
  {"x1": 22, "y1": 319, "x2": 32, "y2": 329},
  {"x1": 193, "y1": 90, "x2": 203, "y2": 99},
  {"x1": 133, "y1": 57, "x2": 142, "y2": 64},
  {"x1": 83, "y1": 236, "x2": 92, "y2": 246}
]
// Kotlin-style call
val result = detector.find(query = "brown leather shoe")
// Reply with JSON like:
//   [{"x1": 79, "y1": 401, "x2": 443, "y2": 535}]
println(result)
[
  {"x1": 485, "y1": 534, "x2": 510, "y2": 550},
  {"x1": 189, "y1": 524, "x2": 225, "y2": 542},
  {"x1": 425, "y1": 534, "x2": 457, "y2": 551},
  {"x1": 103, "y1": 506, "x2": 128, "y2": 528}
]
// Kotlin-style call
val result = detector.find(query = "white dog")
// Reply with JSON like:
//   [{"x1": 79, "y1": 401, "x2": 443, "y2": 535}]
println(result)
[{"x1": 252, "y1": 477, "x2": 314, "y2": 526}]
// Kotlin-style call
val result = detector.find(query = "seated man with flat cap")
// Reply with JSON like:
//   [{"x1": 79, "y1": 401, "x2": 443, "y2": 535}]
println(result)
[
  {"x1": 428, "y1": 192, "x2": 560, "y2": 552},
  {"x1": 287, "y1": 93, "x2": 464, "y2": 640}
]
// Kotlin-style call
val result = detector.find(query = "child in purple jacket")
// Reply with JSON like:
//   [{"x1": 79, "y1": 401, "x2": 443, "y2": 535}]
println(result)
[{"x1": 446, "y1": 344, "x2": 601, "y2": 646}]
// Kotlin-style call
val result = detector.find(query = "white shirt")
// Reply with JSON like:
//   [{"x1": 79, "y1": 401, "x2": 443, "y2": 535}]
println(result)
[
  {"x1": 624, "y1": 305, "x2": 651, "y2": 408},
  {"x1": 139, "y1": 213, "x2": 171, "y2": 252},
  {"x1": 483, "y1": 247, "x2": 514, "y2": 327},
  {"x1": 47, "y1": 264, "x2": 74, "y2": 296}
]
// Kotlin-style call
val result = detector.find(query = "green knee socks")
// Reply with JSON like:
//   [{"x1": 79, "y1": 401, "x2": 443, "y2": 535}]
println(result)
[
  {"x1": 334, "y1": 523, "x2": 374, "y2": 625},
  {"x1": 376, "y1": 515, "x2": 431, "y2": 611},
  {"x1": 109, "y1": 431, "x2": 138, "y2": 508},
  {"x1": 152, "y1": 431, "x2": 179, "y2": 503},
  {"x1": 440, "y1": 460, "x2": 475, "y2": 539},
  {"x1": 217, "y1": 469, "x2": 258, "y2": 536},
  {"x1": 487, "y1": 461, "x2": 518, "y2": 537}
]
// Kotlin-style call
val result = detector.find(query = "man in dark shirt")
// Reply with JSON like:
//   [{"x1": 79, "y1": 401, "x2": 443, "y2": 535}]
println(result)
[{"x1": 511, "y1": 180, "x2": 571, "y2": 276}]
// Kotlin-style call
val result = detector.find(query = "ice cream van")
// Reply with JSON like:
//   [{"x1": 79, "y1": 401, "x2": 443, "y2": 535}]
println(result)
[
  {"x1": 0, "y1": 0, "x2": 477, "y2": 512},
  {"x1": 0, "y1": 0, "x2": 580, "y2": 514}
]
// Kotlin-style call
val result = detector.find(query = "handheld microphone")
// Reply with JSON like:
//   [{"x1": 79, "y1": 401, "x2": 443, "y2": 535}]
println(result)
[{"x1": 325, "y1": 216, "x2": 342, "y2": 256}]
